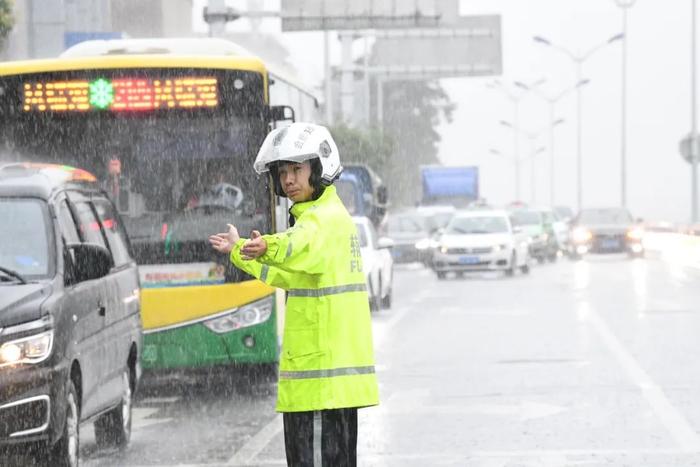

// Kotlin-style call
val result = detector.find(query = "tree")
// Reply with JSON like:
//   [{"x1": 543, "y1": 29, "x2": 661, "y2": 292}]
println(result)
[
  {"x1": 0, "y1": 0, "x2": 13, "y2": 51},
  {"x1": 330, "y1": 79, "x2": 454, "y2": 208},
  {"x1": 379, "y1": 80, "x2": 455, "y2": 206},
  {"x1": 331, "y1": 124, "x2": 396, "y2": 180}
]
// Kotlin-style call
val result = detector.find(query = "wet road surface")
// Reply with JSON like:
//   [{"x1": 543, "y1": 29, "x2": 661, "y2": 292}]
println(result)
[{"x1": 74, "y1": 252, "x2": 700, "y2": 466}]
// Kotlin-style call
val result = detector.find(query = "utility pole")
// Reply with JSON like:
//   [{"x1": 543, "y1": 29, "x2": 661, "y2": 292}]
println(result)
[
  {"x1": 339, "y1": 32, "x2": 355, "y2": 124},
  {"x1": 614, "y1": 0, "x2": 637, "y2": 208},
  {"x1": 693, "y1": 0, "x2": 699, "y2": 222},
  {"x1": 324, "y1": 31, "x2": 333, "y2": 125},
  {"x1": 203, "y1": 0, "x2": 240, "y2": 38}
]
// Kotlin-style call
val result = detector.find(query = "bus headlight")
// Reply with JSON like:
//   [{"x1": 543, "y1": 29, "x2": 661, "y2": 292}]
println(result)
[
  {"x1": 0, "y1": 330, "x2": 54, "y2": 367},
  {"x1": 203, "y1": 297, "x2": 274, "y2": 334}
]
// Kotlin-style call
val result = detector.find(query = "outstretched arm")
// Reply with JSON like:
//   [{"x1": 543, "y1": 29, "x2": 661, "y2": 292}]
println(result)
[{"x1": 209, "y1": 225, "x2": 295, "y2": 289}]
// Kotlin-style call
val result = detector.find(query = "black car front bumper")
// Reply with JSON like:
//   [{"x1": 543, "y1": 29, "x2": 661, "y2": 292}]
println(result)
[
  {"x1": 573, "y1": 232, "x2": 643, "y2": 255},
  {"x1": 0, "y1": 361, "x2": 68, "y2": 447}
]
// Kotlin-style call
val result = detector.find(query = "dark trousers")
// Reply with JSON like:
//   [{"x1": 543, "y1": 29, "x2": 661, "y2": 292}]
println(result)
[{"x1": 283, "y1": 408, "x2": 358, "y2": 467}]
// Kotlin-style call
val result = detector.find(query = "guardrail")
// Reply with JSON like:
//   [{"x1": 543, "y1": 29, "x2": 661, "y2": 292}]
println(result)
[{"x1": 643, "y1": 231, "x2": 700, "y2": 267}]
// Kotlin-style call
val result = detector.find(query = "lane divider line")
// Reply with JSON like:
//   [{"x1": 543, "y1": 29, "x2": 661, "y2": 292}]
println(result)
[
  {"x1": 585, "y1": 305, "x2": 700, "y2": 452},
  {"x1": 227, "y1": 413, "x2": 283, "y2": 465}
]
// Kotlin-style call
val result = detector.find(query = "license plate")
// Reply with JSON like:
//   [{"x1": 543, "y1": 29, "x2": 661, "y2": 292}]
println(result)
[
  {"x1": 459, "y1": 256, "x2": 480, "y2": 265},
  {"x1": 601, "y1": 239, "x2": 620, "y2": 249}
]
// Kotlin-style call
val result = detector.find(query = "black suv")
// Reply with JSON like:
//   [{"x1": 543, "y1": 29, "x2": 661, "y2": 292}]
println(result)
[
  {"x1": 568, "y1": 207, "x2": 645, "y2": 258},
  {"x1": 0, "y1": 163, "x2": 142, "y2": 466}
]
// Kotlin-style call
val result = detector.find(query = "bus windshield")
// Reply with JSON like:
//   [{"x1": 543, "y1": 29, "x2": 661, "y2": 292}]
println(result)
[{"x1": 0, "y1": 67, "x2": 271, "y2": 287}]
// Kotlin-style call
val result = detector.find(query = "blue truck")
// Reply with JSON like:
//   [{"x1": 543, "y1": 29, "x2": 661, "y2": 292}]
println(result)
[{"x1": 420, "y1": 165, "x2": 479, "y2": 207}]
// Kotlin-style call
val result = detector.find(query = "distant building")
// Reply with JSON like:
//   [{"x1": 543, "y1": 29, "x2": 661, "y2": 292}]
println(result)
[
  {"x1": 0, "y1": 0, "x2": 193, "y2": 60},
  {"x1": 111, "y1": 0, "x2": 192, "y2": 39}
]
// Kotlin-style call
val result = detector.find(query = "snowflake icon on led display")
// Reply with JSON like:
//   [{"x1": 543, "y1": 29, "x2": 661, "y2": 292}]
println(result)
[{"x1": 89, "y1": 78, "x2": 114, "y2": 110}]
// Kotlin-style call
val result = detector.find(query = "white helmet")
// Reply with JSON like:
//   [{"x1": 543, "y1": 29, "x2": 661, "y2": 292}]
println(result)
[{"x1": 254, "y1": 122, "x2": 343, "y2": 185}]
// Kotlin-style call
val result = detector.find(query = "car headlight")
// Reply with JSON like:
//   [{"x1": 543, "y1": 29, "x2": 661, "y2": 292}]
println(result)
[
  {"x1": 203, "y1": 296, "x2": 274, "y2": 334},
  {"x1": 440, "y1": 246, "x2": 448, "y2": 254},
  {"x1": 572, "y1": 227, "x2": 593, "y2": 243},
  {"x1": 626, "y1": 228, "x2": 644, "y2": 240},
  {"x1": 0, "y1": 330, "x2": 54, "y2": 367},
  {"x1": 493, "y1": 244, "x2": 509, "y2": 252}
]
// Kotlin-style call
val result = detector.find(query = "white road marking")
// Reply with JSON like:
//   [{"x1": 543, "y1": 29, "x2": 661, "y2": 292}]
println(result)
[
  {"x1": 87, "y1": 447, "x2": 700, "y2": 467},
  {"x1": 381, "y1": 388, "x2": 567, "y2": 420},
  {"x1": 226, "y1": 413, "x2": 282, "y2": 465},
  {"x1": 439, "y1": 306, "x2": 530, "y2": 317},
  {"x1": 132, "y1": 407, "x2": 172, "y2": 430},
  {"x1": 247, "y1": 448, "x2": 700, "y2": 467},
  {"x1": 583, "y1": 303, "x2": 700, "y2": 452},
  {"x1": 139, "y1": 396, "x2": 181, "y2": 404}
]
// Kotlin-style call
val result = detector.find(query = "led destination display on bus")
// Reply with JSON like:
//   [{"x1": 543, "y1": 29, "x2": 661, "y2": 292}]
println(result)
[{"x1": 22, "y1": 76, "x2": 219, "y2": 112}]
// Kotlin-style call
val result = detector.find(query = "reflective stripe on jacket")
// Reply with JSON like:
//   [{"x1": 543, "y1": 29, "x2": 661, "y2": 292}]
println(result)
[{"x1": 229, "y1": 185, "x2": 379, "y2": 412}]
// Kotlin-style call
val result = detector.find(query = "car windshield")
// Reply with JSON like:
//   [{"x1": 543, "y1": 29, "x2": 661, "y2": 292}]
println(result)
[
  {"x1": 578, "y1": 208, "x2": 633, "y2": 225},
  {"x1": 554, "y1": 206, "x2": 574, "y2": 220},
  {"x1": 446, "y1": 215, "x2": 509, "y2": 234},
  {"x1": 387, "y1": 215, "x2": 426, "y2": 234},
  {"x1": 0, "y1": 198, "x2": 51, "y2": 279},
  {"x1": 354, "y1": 223, "x2": 369, "y2": 247},
  {"x1": 510, "y1": 210, "x2": 542, "y2": 226},
  {"x1": 429, "y1": 212, "x2": 454, "y2": 231}
]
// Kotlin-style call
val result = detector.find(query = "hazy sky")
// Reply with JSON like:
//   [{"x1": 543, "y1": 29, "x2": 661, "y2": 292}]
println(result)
[{"x1": 195, "y1": 1, "x2": 697, "y2": 223}]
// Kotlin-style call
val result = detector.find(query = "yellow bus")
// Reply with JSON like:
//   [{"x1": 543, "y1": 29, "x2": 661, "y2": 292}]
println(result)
[{"x1": 0, "y1": 38, "x2": 319, "y2": 377}]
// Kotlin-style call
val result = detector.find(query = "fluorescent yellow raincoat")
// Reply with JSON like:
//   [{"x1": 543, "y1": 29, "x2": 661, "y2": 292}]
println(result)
[{"x1": 230, "y1": 185, "x2": 379, "y2": 412}]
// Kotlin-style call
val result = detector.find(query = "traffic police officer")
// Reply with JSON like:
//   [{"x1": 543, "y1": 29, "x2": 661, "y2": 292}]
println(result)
[{"x1": 209, "y1": 122, "x2": 379, "y2": 466}]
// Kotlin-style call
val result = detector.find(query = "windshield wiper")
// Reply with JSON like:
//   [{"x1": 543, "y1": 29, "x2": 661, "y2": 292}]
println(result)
[{"x1": 0, "y1": 266, "x2": 27, "y2": 284}]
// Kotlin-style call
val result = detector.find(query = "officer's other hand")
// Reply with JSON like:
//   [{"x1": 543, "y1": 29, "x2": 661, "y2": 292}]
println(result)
[
  {"x1": 208, "y1": 224, "x2": 240, "y2": 254},
  {"x1": 241, "y1": 230, "x2": 267, "y2": 260}
]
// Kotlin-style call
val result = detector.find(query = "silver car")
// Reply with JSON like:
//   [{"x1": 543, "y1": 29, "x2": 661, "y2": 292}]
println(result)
[{"x1": 432, "y1": 210, "x2": 531, "y2": 279}]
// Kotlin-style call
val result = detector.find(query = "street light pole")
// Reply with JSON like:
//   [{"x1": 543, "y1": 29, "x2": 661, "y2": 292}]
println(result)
[
  {"x1": 576, "y1": 61, "x2": 583, "y2": 211},
  {"x1": 500, "y1": 121, "x2": 561, "y2": 205},
  {"x1": 615, "y1": 0, "x2": 636, "y2": 208},
  {"x1": 497, "y1": 122, "x2": 522, "y2": 201},
  {"x1": 693, "y1": 0, "x2": 699, "y2": 222},
  {"x1": 487, "y1": 79, "x2": 544, "y2": 201},
  {"x1": 527, "y1": 145, "x2": 547, "y2": 203},
  {"x1": 534, "y1": 34, "x2": 623, "y2": 211},
  {"x1": 516, "y1": 80, "x2": 588, "y2": 206}
]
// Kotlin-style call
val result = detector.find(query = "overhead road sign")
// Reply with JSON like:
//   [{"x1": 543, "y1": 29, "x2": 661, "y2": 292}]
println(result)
[
  {"x1": 281, "y1": 0, "x2": 448, "y2": 31},
  {"x1": 368, "y1": 15, "x2": 502, "y2": 77}
]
